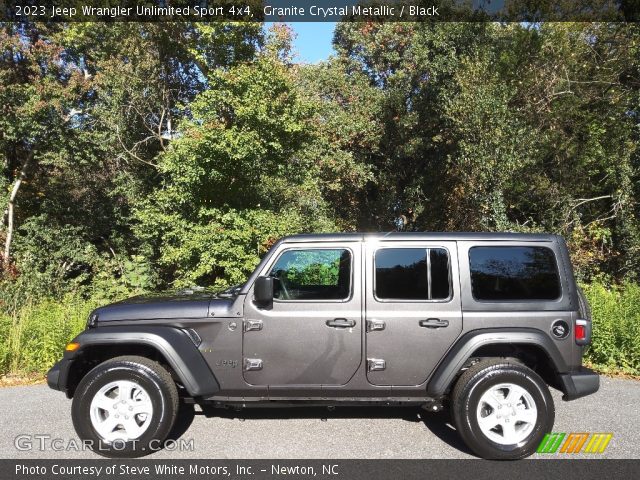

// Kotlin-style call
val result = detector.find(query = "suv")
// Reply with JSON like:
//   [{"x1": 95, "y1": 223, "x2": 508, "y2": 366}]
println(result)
[{"x1": 47, "y1": 233, "x2": 599, "y2": 459}]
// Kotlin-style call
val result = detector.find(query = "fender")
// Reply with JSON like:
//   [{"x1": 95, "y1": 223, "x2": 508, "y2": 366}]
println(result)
[
  {"x1": 426, "y1": 328, "x2": 568, "y2": 397},
  {"x1": 62, "y1": 326, "x2": 220, "y2": 397}
]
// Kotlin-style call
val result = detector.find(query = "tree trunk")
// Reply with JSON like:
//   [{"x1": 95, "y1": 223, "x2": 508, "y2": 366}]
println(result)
[{"x1": 3, "y1": 150, "x2": 34, "y2": 267}]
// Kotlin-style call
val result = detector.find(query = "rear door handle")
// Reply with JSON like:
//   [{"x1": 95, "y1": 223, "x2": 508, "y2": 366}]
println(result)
[
  {"x1": 419, "y1": 318, "x2": 449, "y2": 328},
  {"x1": 326, "y1": 318, "x2": 356, "y2": 328}
]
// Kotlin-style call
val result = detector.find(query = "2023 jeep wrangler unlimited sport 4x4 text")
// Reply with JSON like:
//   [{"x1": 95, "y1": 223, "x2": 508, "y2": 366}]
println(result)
[{"x1": 47, "y1": 232, "x2": 599, "y2": 459}]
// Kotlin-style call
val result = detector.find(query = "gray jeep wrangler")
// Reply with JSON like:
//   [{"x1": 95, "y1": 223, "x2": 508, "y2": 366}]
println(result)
[{"x1": 47, "y1": 233, "x2": 599, "y2": 459}]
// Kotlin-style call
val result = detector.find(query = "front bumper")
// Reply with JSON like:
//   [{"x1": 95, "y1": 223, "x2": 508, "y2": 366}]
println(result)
[
  {"x1": 558, "y1": 367, "x2": 599, "y2": 401},
  {"x1": 46, "y1": 358, "x2": 74, "y2": 396}
]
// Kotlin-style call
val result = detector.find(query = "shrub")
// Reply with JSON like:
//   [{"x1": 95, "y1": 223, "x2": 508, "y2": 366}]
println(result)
[
  {"x1": 582, "y1": 282, "x2": 640, "y2": 375},
  {"x1": 0, "y1": 296, "x2": 99, "y2": 376}
]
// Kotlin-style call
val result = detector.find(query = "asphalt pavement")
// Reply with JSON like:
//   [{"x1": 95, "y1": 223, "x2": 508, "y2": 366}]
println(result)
[{"x1": 0, "y1": 376, "x2": 638, "y2": 459}]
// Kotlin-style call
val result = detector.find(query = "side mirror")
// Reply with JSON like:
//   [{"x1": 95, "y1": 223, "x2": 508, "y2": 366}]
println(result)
[{"x1": 254, "y1": 276, "x2": 274, "y2": 307}]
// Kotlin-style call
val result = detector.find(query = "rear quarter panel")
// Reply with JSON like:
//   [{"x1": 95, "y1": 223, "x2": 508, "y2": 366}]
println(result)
[{"x1": 456, "y1": 238, "x2": 582, "y2": 370}]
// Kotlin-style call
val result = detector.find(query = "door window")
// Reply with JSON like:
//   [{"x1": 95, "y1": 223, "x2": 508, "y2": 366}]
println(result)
[
  {"x1": 430, "y1": 248, "x2": 451, "y2": 300},
  {"x1": 268, "y1": 249, "x2": 352, "y2": 301},
  {"x1": 374, "y1": 248, "x2": 451, "y2": 301}
]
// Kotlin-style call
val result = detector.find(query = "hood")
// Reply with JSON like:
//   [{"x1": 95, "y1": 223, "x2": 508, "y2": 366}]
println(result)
[{"x1": 92, "y1": 290, "x2": 238, "y2": 323}]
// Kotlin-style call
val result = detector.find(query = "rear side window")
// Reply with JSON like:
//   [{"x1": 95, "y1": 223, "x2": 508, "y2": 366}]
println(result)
[
  {"x1": 375, "y1": 248, "x2": 451, "y2": 300},
  {"x1": 469, "y1": 246, "x2": 561, "y2": 301}
]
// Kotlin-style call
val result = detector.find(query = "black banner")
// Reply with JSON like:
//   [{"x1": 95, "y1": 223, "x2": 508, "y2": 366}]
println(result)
[
  {"x1": 1, "y1": 0, "x2": 639, "y2": 22},
  {"x1": 2, "y1": 459, "x2": 640, "y2": 480}
]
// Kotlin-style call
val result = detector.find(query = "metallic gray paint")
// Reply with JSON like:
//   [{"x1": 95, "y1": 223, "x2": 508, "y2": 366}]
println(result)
[
  {"x1": 48, "y1": 232, "x2": 595, "y2": 404},
  {"x1": 425, "y1": 328, "x2": 570, "y2": 396},
  {"x1": 58, "y1": 326, "x2": 220, "y2": 397},
  {"x1": 364, "y1": 240, "x2": 463, "y2": 386},
  {"x1": 92, "y1": 293, "x2": 236, "y2": 322},
  {"x1": 241, "y1": 241, "x2": 363, "y2": 386}
]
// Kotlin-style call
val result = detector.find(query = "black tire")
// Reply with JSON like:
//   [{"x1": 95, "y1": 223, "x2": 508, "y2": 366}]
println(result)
[
  {"x1": 451, "y1": 359, "x2": 554, "y2": 460},
  {"x1": 72, "y1": 355, "x2": 179, "y2": 458}
]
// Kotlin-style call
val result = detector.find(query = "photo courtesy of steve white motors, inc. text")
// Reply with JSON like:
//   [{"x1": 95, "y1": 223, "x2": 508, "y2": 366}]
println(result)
[{"x1": 15, "y1": 463, "x2": 338, "y2": 477}]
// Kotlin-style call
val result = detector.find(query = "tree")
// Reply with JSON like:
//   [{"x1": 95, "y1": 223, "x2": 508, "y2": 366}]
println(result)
[
  {"x1": 135, "y1": 27, "x2": 335, "y2": 288},
  {"x1": 297, "y1": 60, "x2": 380, "y2": 229},
  {"x1": 1, "y1": 21, "x2": 265, "y2": 298},
  {"x1": 0, "y1": 23, "x2": 89, "y2": 268},
  {"x1": 330, "y1": 22, "x2": 640, "y2": 280}
]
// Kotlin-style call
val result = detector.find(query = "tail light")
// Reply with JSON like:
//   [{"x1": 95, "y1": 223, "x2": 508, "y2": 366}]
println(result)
[{"x1": 575, "y1": 318, "x2": 591, "y2": 346}]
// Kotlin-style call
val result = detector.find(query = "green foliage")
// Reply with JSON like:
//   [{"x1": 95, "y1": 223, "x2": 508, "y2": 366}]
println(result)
[
  {"x1": 89, "y1": 255, "x2": 156, "y2": 302},
  {"x1": 137, "y1": 206, "x2": 330, "y2": 288},
  {"x1": 582, "y1": 282, "x2": 640, "y2": 375},
  {"x1": 11, "y1": 215, "x2": 100, "y2": 294},
  {"x1": 135, "y1": 30, "x2": 336, "y2": 288},
  {"x1": 153, "y1": 52, "x2": 311, "y2": 210},
  {"x1": 297, "y1": 61, "x2": 379, "y2": 229},
  {"x1": 1, "y1": 21, "x2": 639, "y2": 376},
  {"x1": 0, "y1": 296, "x2": 99, "y2": 375},
  {"x1": 331, "y1": 23, "x2": 640, "y2": 280}
]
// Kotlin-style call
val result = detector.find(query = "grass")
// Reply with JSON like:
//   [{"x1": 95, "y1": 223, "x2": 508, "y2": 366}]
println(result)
[
  {"x1": 0, "y1": 282, "x2": 638, "y2": 379},
  {"x1": 0, "y1": 373, "x2": 46, "y2": 387}
]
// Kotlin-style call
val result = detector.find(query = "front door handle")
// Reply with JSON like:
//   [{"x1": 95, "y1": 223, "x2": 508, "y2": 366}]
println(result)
[
  {"x1": 326, "y1": 318, "x2": 356, "y2": 328},
  {"x1": 419, "y1": 318, "x2": 449, "y2": 328}
]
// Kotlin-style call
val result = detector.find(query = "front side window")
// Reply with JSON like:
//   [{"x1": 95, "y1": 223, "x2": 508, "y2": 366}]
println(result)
[
  {"x1": 375, "y1": 248, "x2": 451, "y2": 300},
  {"x1": 268, "y1": 249, "x2": 351, "y2": 301},
  {"x1": 469, "y1": 246, "x2": 561, "y2": 301}
]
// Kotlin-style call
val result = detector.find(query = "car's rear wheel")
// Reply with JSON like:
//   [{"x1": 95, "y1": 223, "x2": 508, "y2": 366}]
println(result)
[
  {"x1": 72, "y1": 355, "x2": 178, "y2": 458},
  {"x1": 451, "y1": 359, "x2": 554, "y2": 460}
]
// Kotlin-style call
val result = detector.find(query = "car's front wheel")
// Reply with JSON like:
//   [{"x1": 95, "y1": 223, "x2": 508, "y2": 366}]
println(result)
[
  {"x1": 451, "y1": 359, "x2": 554, "y2": 460},
  {"x1": 72, "y1": 356, "x2": 178, "y2": 458}
]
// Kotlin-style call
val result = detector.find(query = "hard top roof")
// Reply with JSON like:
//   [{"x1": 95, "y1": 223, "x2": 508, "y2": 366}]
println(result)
[{"x1": 280, "y1": 232, "x2": 558, "y2": 243}]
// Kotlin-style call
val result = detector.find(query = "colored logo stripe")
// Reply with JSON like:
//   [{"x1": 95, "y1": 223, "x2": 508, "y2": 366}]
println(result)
[
  {"x1": 560, "y1": 433, "x2": 589, "y2": 453},
  {"x1": 537, "y1": 433, "x2": 565, "y2": 453},
  {"x1": 537, "y1": 433, "x2": 613, "y2": 454},
  {"x1": 584, "y1": 433, "x2": 613, "y2": 454}
]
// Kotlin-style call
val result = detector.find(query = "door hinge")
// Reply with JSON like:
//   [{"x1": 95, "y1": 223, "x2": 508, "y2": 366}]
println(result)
[
  {"x1": 243, "y1": 358, "x2": 263, "y2": 371},
  {"x1": 244, "y1": 319, "x2": 263, "y2": 332},
  {"x1": 367, "y1": 358, "x2": 386, "y2": 371},
  {"x1": 366, "y1": 319, "x2": 386, "y2": 332}
]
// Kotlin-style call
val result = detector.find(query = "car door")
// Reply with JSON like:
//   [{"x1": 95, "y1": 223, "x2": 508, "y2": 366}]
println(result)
[
  {"x1": 242, "y1": 241, "x2": 362, "y2": 387},
  {"x1": 365, "y1": 241, "x2": 462, "y2": 386}
]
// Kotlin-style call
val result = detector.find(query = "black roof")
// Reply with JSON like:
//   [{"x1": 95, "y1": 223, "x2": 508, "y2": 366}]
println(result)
[{"x1": 280, "y1": 232, "x2": 559, "y2": 243}]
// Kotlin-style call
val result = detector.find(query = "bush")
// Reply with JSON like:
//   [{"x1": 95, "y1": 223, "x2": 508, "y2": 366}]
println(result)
[
  {"x1": 0, "y1": 296, "x2": 100, "y2": 376},
  {"x1": 582, "y1": 282, "x2": 640, "y2": 375}
]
